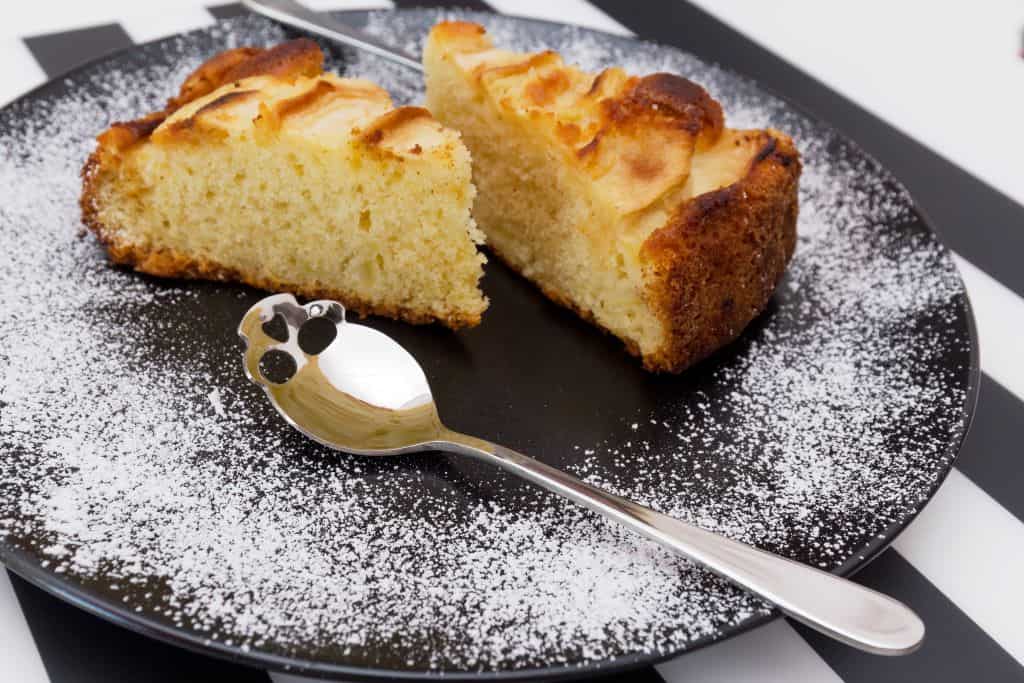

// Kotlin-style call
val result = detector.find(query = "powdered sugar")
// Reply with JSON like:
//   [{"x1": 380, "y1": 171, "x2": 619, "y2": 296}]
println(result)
[{"x1": 0, "y1": 10, "x2": 971, "y2": 676}]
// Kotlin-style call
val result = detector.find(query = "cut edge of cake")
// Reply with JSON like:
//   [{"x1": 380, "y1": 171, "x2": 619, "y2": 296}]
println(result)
[
  {"x1": 424, "y1": 22, "x2": 800, "y2": 370},
  {"x1": 82, "y1": 38, "x2": 488, "y2": 329}
]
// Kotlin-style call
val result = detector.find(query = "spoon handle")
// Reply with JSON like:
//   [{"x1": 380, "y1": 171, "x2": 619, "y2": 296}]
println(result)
[
  {"x1": 440, "y1": 431, "x2": 924, "y2": 656},
  {"x1": 242, "y1": 0, "x2": 424, "y2": 72}
]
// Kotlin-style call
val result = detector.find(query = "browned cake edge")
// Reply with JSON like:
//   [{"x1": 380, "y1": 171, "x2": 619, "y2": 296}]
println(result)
[
  {"x1": 80, "y1": 39, "x2": 482, "y2": 329},
  {"x1": 639, "y1": 131, "x2": 800, "y2": 372},
  {"x1": 484, "y1": 130, "x2": 798, "y2": 371}
]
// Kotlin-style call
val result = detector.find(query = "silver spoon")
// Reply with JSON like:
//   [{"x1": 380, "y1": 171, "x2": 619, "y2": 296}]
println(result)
[
  {"x1": 242, "y1": 0, "x2": 423, "y2": 72},
  {"x1": 238, "y1": 293, "x2": 924, "y2": 655}
]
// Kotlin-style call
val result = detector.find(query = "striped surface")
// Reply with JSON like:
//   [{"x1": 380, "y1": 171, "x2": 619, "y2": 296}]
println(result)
[{"x1": 1, "y1": 1, "x2": 1022, "y2": 681}]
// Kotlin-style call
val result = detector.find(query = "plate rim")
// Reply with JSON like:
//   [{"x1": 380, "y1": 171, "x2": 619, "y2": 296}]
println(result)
[{"x1": 0, "y1": 9, "x2": 982, "y2": 681}]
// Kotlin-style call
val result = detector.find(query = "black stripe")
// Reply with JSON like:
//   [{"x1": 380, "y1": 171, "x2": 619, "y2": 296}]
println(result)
[
  {"x1": 7, "y1": 573, "x2": 271, "y2": 683},
  {"x1": 790, "y1": 551, "x2": 1024, "y2": 682},
  {"x1": 957, "y1": 373, "x2": 1024, "y2": 522},
  {"x1": 589, "y1": 0, "x2": 1024, "y2": 300},
  {"x1": 392, "y1": 0, "x2": 495, "y2": 12},
  {"x1": 207, "y1": 3, "x2": 251, "y2": 20},
  {"x1": 23, "y1": 24, "x2": 134, "y2": 80}
]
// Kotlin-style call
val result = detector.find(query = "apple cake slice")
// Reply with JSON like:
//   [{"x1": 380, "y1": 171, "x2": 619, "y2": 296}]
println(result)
[
  {"x1": 82, "y1": 39, "x2": 487, "y2": 328},
  {"x1": 424, "y1": 22, "x2": 801, "y2": 369}
]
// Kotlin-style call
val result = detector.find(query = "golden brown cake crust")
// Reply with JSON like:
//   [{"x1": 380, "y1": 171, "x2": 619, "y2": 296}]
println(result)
[
  {"x1": 81, "y1": 39, "x2": 483, "y2": 329},
  {"x1": 485, "y1": 130, "x2": 799, "y2": 370},
  {"x1": 640, "y1": 132, "x2": 800, "y2": 372},
  {"x1": 81, "y1": 39, "x2": 323, "y2": 209},
  {"x1": 89, "y1": 39, "x2": 322, "y2": 155}
]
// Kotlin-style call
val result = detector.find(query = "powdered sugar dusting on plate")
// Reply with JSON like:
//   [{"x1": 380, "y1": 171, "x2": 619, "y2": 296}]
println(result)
[{"x1": 0, "y1": 10, "x2": 971, "y2": 675}]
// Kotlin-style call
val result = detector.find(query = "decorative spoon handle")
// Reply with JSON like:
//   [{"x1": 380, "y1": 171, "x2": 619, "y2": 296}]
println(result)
[
  {"x1": 241, "y1": 0, "x2": 423, "y2": 72},
  {"x1": 440, "y1": 430, "x2": 924, "y2": 656}
]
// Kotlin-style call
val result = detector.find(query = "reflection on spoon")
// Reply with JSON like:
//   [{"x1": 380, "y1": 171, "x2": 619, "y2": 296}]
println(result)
[{"x1": 239, "y1": 294, "x2": 442, "y2": 451}]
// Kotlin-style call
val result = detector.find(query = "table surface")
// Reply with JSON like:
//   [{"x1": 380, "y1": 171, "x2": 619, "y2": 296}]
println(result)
[{"x1": 1, "y1": 2, "x2": 1022, "y2": 682}]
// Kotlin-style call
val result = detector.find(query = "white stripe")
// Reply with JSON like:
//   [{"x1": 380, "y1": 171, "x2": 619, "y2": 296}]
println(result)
[
  {"x1": 483, "y1": 0, "x2": 631, "y2": 36},
  {"x1": 0, "y1": 0, "x2": 218, "y2": 40},
  {"x1": 0, "y1": 573, "x2": 50, "y2": 683},
  {"x1": 0, "y1": 39, "x2": 47, "y2": 106},
  {"x1": 121, "y1": 7, "x2": 216, "y2": 44},
  {"x1": 686, "y1": 0, "x2": 1024, "y2": 211},
  {"x1": 655, "y1": 619, "x2": 842, "y2": 683},
  {"x1": 954, "y1": 255, "x2": 1024, "y2": 402},
  {"x1": 894, "y1": 469, "x2": 1024, "y2": 664}
]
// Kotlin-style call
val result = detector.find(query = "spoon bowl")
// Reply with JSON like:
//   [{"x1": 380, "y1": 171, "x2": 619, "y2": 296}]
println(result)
[{"x1": 239, "y1": 293, "x2": 445, "y2": 454}]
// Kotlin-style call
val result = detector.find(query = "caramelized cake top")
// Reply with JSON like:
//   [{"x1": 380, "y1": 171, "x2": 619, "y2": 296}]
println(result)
[
  {"x1": 93, "y1": 38, "x2": 456, "y2": 164},
  {"x1": 428, "y1": 21, "x2": 790, "y2": 217}
]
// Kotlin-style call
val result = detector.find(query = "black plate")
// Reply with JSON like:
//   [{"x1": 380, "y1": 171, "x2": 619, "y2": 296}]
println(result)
[{"x1": 0, "y1": 9, "x2": 978, "y2": 681}]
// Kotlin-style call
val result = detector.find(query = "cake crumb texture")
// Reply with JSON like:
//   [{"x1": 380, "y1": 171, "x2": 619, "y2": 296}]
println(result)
[{"x1": 82, "y1": 38, "x2": 488, "y2": 328}]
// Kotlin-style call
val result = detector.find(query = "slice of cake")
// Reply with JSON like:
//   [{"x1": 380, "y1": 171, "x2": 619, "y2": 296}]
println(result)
[
  {"x1": 424, "y1": 23, "x2": 801, "y2": 369},
  {"x1": 82, "y1": 39, "x2": 487, "y2": 328}
]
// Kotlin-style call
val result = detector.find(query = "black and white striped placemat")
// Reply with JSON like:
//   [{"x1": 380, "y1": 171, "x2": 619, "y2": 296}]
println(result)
[{"x1": 1, "y1": 1, "x2": 1021, "y2": 681}]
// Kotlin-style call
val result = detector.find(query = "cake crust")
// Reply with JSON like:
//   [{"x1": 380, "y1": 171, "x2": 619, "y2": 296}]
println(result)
[
  {"x1": 426, "y1": 22, "x2": 801, "y2": 370},
  {"x1": 82, "y1": 39, "x2": 486, "y2": 328},
  {"x1": 640, "y1": 133, "x2": 799, "y2": 371}
]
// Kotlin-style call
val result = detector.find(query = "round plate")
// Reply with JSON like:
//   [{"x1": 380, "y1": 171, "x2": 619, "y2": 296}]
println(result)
[{"x1": 0, "y1": 8, "x2": 978, "y2": 681}]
